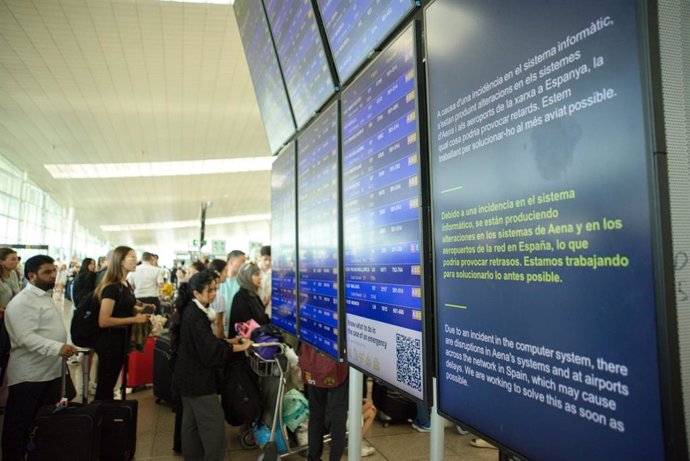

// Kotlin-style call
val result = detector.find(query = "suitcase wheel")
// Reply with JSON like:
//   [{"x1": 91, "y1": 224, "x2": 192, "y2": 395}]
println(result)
[{"x1": 240, "y1": 428, "x2": 257, "y2": 450}]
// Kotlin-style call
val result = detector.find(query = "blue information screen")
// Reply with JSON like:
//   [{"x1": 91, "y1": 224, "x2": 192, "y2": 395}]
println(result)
[
  {"x1": 342, "y1": 25, "x2": 425, "y2": 400},
  {"x1": 234, "y1": 0, "x2": 295, "y2": 154},
  {"x1": 427, "y1": 1, "x2": 666, "y2": 459},
  {"x1": 264, "y1": 0, "x2": 336, "y2": 129},
  {"x1": 315, "y1": 0, "x2": 415, "y2": 84},
  {"x1": 271, "y1": 143, "x2": 297, "y2": 335},
  {"x1": 297, "y1": 102, "x2": 341, "y2": 358}
]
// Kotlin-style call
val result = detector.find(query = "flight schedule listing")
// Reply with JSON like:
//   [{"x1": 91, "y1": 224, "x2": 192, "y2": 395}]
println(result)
[
  {"x1": 342, "y1": 26, "x2": 424, "y2": 399},
  {"x1": 297, "y1": 103, "x2": 340, "y2": 356},
  {"x1": 271, "y1": 144, "x2": 297, "y2": 335},
  {"x1": 316, "y1": 0, "x2": 414, "y2": 83},
  {"x1": 264, "y1": 0, "x2": 335, "y2": 128},
  {"x1": 234, "y1": 0, "x2": 294, "y2": 154}
]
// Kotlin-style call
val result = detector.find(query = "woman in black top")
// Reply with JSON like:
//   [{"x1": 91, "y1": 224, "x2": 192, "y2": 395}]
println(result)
[
  {"x1": 229, "y1": 261, "x2": 270, "y2": 333},
  {"x1": 94, "y1": 246, "x2": 151, "y2": 400},
  {"x1": 171, "y1": 271, "x2": 251, "y2": 460},
  {"x1": 72, "y1": 257, "x2": 97, "y2": 306}
]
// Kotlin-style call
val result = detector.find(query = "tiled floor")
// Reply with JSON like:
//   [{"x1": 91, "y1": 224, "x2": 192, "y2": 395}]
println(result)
[{"x1": 123, "y1": 387, "x2": 499, "y2": 461}]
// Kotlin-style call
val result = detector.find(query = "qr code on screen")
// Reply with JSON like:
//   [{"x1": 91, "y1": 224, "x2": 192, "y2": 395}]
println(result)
[{"x1": 396, "y1": 333, "x2": 422, "y2": 392}]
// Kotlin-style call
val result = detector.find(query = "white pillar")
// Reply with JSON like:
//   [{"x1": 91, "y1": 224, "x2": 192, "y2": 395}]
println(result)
[
  {"x1": 430, "y1": 378, "x2": 445, "y2": 461},
  {"x1": 348, "y1": 367, "x2": 363, "y2": 461},
  {"x1": 65, "y1": 207, "x2": 76, "y2": 262}
]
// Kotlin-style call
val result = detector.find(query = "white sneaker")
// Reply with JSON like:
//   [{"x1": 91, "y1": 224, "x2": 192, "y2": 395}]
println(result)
[{"x1": 361, "y1": 441, "x2": 376, "y2": 457}]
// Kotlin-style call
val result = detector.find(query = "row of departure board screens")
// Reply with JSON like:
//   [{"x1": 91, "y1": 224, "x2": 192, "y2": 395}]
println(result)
[
  {"x1": 270, "y1": 0, "x2": 678, "y2": 459},
  {"x1": 234, "y1": 0, "x2": 416, "y2": 154},
  {"x1": 270, "y1": 25, "x2": 426, "y2": 401}
]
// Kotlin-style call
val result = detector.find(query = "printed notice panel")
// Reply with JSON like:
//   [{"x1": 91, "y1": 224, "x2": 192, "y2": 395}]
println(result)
[
  {"x1": 427, "y1": 1, "x2": 665, "y2": 459},
  {"x1": 271, "y1": 143, "x2": 297, "y2": 335},
  {"x1": 234, "y1": 0, "x2": 295, "y2": 154},
  {"x1": 315, "y1": 0, "x2": 415, "y2": 84},
  {"x1": 297, "y1": 102, "x2": 341, "y2": 357},
  {"x1": 264, "y1": 0, "x2": 336, "y2": 129},
  {"x1": 342, "y1": 25, "x2": 424, "y2": 400}
]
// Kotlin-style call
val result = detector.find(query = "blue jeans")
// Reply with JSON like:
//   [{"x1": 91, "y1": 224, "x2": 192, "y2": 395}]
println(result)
[{"x1": 415, "y1": 401, "x2": 430, "y2": 426}]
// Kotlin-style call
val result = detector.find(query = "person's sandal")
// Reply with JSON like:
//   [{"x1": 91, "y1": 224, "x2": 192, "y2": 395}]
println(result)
[{"x1": 470, "y1": 438, "x2": 497, "y2": 449}]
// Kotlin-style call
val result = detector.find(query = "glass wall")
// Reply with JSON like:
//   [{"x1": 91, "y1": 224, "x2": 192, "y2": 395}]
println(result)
[{"x1": 0, "y1": 154, "x2": 108, "y2": 262}]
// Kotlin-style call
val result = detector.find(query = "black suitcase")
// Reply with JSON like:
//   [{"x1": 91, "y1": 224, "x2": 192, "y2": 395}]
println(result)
[
  {"x1": 153, "y1": 334, "x2": 174, "y2": 404},
  {"x1": 27, "y1": 354, "x2": 103, "y2": 461},
  {"x1": 95, "y1": 399, "x2": 138, "y2": 461},
  {"x1": 27, "y1": 403, "x2": 103, "y2": 460},
  {"x1": 372, "y1": 381, "x2": 417, "y2": 426},
  {"x1": 90, "y1": 343, "x2": 139, "y2": 461}
]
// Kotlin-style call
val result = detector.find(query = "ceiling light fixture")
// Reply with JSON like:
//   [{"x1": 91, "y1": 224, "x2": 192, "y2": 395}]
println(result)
[
  {"x1": 45, "y1": 157, "x2": 274, "y2": 179},
  {"x1": 100, "y1": 213, "x2": 270, "y2": 232}
]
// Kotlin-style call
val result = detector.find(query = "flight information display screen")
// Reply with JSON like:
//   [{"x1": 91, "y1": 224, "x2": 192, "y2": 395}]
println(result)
[
  {"x1": 271, "y1": 143, "x2": 297, "y2": 335},
  {"x1": 234, "y1": 0, "x2": 295, "y2": 154},
  {"x1": 315, "y1": 0, "x2": 415, "y2": 84},
  {"x1": 342, "y1": 25, "x2": 426, "y2": 400},
  {"x1": 264, "y1": 0, "x2": 336, "y2": 129},
  {"x1": 297, "y1": 102, "x2": 342, "y2": 358},
  {"x1": 427, "y1": 0, "x2": 668, "y2": 459}
]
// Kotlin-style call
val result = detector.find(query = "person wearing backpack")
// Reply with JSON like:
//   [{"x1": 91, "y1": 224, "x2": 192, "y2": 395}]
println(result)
[
  {"x1": 93, "y1": 246, "x2": 151, "y2": 400},
  {"x1": 171, "y1": 270, "x2": 251, "y2": 461},
  {"x1": 71, "y1": 257, "x2": 97, "y2": 307}
]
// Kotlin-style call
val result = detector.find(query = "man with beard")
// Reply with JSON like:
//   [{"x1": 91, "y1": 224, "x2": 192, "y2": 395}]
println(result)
[{"x1": 1, "y1": 255, "x2": 78, "y2": 461}]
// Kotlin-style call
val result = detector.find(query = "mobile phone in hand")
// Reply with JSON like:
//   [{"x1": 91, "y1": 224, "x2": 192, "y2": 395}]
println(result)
[{"x1": 142, "y1": 305, "x2": 155, "y2": 314}]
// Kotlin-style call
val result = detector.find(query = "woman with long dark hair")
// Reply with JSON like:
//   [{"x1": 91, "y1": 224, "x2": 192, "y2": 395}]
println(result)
[
  {"x1": 72, "y1": 257, "x2": 97, "y2": 306},
  {"x1": 171, "y1": 270, "x2": 251, "y2": 460},
  {"x1": 94, "y1": 246, "x2": 151, "y2": 400}
]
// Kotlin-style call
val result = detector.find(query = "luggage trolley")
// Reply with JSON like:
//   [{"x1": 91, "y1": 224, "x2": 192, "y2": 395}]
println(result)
[{"x1": 247, "y1": 342, "x2": 315, "y2": 461}]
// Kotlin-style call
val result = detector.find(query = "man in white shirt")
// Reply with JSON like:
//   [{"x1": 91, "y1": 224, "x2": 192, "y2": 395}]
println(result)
[
  {"x1": 208, "y1": 259, "x2": 228, "y2": 338},
  {"x1": 2, "y1": 255, "x2": 78, "y2": 461},
  {"x1": 127, "y1": 251, "x2": 163, "y2": 309}
]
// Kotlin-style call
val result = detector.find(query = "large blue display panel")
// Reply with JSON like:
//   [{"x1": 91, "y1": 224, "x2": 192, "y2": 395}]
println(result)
[
  {"x1": 428, "y1": 1, "x2": 666, "y2": 459},
  {"x1": 342, "y1": 25, "x2": 426, "y2": 400},
  {"x1": 315, "y1": 0, "x2": 415, "y2": 84},
  {"x1": 263, "y1": 0, "x2": 336, "y2": 129},
  {"x1": 297, "y1": 102, "x2": 342, "y2": 358},
  {"x1": 234, "y1": 0, "x2": 295, "y2": 154},
  {"x1": 271, "y1": 143, "x2": 297, "y2": 335}
]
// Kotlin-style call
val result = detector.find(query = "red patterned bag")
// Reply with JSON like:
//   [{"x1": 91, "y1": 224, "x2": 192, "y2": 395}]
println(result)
[{"x1": 299, "y1": 344, "x2": 348, "y2": 388}]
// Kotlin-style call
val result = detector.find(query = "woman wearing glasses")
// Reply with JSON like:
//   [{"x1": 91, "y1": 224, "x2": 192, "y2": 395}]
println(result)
[{"x1": 93, "y1": 246, "x2": 151, "y2": 400}]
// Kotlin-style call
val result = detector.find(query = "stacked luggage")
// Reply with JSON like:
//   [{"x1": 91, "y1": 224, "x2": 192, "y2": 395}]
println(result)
[{"x1": 26, "y1": 351, "x2": 138, "y2": 461}]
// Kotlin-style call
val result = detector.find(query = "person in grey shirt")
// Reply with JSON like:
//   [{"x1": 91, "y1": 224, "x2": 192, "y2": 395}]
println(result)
[{"x1": 1, "y1": 255, "x2": 78, "y2": 461}]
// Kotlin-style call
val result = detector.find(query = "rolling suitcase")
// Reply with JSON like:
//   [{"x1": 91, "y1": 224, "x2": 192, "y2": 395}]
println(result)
[
  {"x1": 27, "y1": 353, "x2": 103, "y2": 461},
  {"x1": 95, "y1": 399, "x2": 138, "y2": 461},
  {"x1": 371, "y1": 381, "x2": 416, "y2": 426},
  {"x1": 153, "y1": 333, "x2": 174, "y2": 404},
  {"x1": 127, "y1": 336, "x2": 155, "y2": 387},
  {"x1": 95, "y1": 341, "x2": 138, "y2": 461}
]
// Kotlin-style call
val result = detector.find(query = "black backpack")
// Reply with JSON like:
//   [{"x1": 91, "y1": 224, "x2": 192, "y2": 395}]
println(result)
[
  {"x1": 221, "y1": 360, "x2": 261, "y2": 426},
  {"x1": 70, "y1": 293, "x2": 101, "y2": 348}
]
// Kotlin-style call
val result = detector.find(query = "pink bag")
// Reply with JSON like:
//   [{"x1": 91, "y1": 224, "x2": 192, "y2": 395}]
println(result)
[{"x1": 234, "y1": 319, "x2": 261, "y2": 339}]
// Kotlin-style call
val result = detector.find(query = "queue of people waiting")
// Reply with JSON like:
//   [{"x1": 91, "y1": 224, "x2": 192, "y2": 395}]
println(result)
[{"x1": 0, "y1": 244, "x2": 392, "y2": 461}]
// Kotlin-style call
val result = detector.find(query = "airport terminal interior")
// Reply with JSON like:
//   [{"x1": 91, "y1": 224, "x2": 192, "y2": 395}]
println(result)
[{"x1": 0, "y1": 0, "x2": 689, "y2": 460}]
